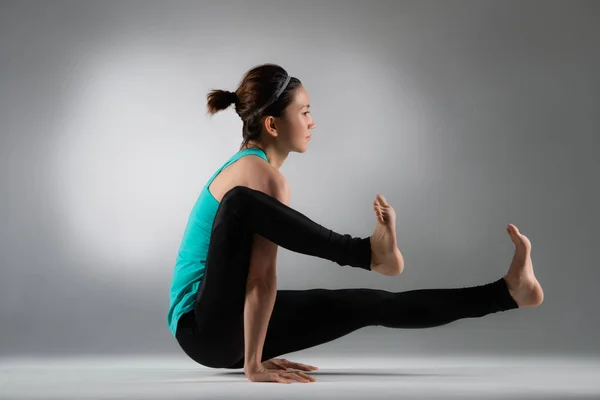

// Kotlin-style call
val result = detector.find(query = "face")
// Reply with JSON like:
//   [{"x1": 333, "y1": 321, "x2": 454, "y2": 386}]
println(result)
[{"x1": 264, "y1": 85, "x2": 316, "y2": 153}]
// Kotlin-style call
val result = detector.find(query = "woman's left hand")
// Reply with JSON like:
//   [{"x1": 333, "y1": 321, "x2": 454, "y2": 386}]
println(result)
[{"x1": 262, "y1": 358, "x2": 319, "y2": 372}]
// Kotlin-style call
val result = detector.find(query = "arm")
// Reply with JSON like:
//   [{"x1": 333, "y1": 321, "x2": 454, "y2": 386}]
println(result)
[
  {"x1": 243, "y1": 251, "x2": 277, "y2": 374},
  {"x1": 243, "y1": 177, "x2": 290, "y2": 375}
]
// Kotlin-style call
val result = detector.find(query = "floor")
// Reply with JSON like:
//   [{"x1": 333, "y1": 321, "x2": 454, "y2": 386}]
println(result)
[{"x1": 1, "y1": 355, "x2": 599, "y2": 399}]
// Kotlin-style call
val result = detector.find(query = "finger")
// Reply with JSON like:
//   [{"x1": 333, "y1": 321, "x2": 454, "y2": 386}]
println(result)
[
  {"x1": 377, "y1": 194, "x2": 389, "y2": 206},
  {"x1": 266, "y1": 360, "x2": 284, "y2": 370},
  {"x1": 277, "y1": 359, "x2": 290, "y2": 370},
  {"x1": 283, "y1": 372, "x2": 310, "y2": 383},
  {"x1": 294, "y1": 371, "x2": 317, "y2": 382},
  {"x1": 290, "y1": 362, "x2": 318, "y2": 371},
  {"x1": 273, "y1": 375, "x2": 291, "y2": 384},
  {"x1": 287, "y1": 363, "x2": 306, "y2": 371}
]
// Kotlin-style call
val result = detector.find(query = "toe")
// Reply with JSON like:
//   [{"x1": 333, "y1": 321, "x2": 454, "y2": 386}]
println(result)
[{"x1": 377, "y1": 194, "x2": 388, "y2": 206}]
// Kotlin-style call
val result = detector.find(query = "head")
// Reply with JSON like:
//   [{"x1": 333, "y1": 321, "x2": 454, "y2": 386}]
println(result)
[{"x1": 206, "y1": 63, "x2": 316, "y2": 155}]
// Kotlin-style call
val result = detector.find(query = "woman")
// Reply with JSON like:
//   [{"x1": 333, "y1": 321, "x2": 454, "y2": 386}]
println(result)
[{"x1": 167, "y1": 63, "x2": 544, "y2": 384}]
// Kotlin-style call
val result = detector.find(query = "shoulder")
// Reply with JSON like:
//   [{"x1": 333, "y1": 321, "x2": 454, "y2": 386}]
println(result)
[
  {"x1": 239, "y1": 156, "x2": 290, "y2": 205},
  {"x1": 263, "y1": 167, "x2": 290, "y2": 206}
]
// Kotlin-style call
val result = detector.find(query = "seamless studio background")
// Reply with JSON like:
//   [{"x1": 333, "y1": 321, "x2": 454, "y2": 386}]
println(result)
[{"x1": 1, "y1": 0, "x2": 599, "y2": 361}]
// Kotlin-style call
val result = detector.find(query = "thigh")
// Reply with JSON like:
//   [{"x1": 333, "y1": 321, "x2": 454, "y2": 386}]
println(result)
[
  {"x1": 189, "y1": 204, "x2": 255, "y2": 366},
  {"x1": 194, "y1": 222, "x2": 252, "y2": 327}
]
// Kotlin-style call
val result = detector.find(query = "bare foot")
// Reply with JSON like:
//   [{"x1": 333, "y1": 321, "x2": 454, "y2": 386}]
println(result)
[
  {"x1": 503, "y1": 224, "x2": 544, "y2": 308},
  {"x1": 370, "y1": 194, "x2": 404, "y2": 276}
]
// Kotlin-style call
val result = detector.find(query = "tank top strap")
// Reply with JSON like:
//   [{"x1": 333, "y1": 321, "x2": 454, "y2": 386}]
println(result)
[{"x1": 204, "y1": 148, "x2": 268, "y2": 188}]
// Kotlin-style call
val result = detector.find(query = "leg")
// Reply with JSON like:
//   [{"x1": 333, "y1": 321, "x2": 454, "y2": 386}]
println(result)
[
  {"x1": 225, "y1": 277, "x2": 518, "y2": 369},
  {"x1": 175, "y1": 186, "x2": 372, "y2": 368},
  {"x1": 214, "y1": 186, "x2": 372, "y2": 270}
]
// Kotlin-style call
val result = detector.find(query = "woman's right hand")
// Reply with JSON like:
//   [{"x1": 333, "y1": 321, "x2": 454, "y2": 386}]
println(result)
[{"x1": 245, "y1": 365, "x2": 316, "y2": 384}]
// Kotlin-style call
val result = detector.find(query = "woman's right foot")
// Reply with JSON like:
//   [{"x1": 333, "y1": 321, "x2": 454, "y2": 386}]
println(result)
[
  {"x1": 503, "y1": 224, "x2": 544, "y2": 308},
  {"x1": 370, "y1": 194, "x2": 404, "y2": 276}
]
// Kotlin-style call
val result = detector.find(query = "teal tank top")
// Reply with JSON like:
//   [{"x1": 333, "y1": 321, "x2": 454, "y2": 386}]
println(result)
[{"x1": 167, "y1": 147, "x2": 269, "y2": 337}]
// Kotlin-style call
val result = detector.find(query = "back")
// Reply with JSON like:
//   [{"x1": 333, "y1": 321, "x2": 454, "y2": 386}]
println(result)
[{"x1": 167, "y1": 147, "x2": 270, "y2": 337}]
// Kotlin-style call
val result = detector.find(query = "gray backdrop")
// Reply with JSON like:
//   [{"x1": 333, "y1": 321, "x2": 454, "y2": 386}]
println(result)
[{"x1": 1, "y1": 0, "x2": 598, "y2": 359}]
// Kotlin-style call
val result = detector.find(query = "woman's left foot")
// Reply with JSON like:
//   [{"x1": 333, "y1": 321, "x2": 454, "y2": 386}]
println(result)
[
  {"x1": 370, "y1": 194, "x2": 404, "y2": 276},
  {"x1": 503, "y1": 224, "x2": 544, "y2": 308}
]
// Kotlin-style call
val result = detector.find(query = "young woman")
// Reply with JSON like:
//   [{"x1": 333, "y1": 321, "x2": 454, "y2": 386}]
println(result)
[{"x1": 167, "y1": 63, "x2": 544, "y2": 384}]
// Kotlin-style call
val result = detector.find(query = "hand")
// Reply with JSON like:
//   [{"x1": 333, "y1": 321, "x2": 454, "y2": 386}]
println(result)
[
  {"x1": 262, "y1": 358, "x2": 319, "y2": 373},
  {"x1": 245, "y1": 364, "x2": 316, "y2": 384}
]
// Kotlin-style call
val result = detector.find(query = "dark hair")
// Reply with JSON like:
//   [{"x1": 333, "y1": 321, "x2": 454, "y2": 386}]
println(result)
[{"x1": 206, "y1": 63, "x2": 302, "y2": 150}]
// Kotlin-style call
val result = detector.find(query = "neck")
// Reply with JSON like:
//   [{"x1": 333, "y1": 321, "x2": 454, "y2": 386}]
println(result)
[{"x1": 241, "y1": 141, "x2": 289, "y2": 170}]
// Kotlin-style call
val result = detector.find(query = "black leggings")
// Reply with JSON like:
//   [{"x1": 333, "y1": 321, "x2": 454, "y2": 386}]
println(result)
[{"x1": 175, "y1": 186, "x2": 519, "y2": 369}]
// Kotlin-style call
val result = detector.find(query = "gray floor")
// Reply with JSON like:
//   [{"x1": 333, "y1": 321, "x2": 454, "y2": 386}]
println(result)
[{"x1": 1, "y1": 355, "x2": 599, "y2": 399}]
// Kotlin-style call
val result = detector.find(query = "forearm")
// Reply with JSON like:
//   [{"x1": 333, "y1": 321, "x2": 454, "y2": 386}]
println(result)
[{"x1": 243, "y1": 268, "x2": 277, "y2": 373}]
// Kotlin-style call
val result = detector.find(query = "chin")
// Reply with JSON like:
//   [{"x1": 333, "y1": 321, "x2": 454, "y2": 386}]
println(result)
[{"x1": 290, "y1": 138, "x2": 310, "y2": 153}]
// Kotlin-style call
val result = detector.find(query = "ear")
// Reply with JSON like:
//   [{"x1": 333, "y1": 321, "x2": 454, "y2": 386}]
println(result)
[{"x1": 264, "y1": 116, "x2": 278, "y2": 137}]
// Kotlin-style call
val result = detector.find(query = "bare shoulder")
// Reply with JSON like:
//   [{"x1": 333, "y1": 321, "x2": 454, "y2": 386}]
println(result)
[
  {"x1": 235, "y1": 155, "x2": 277, "y2": 180},
  {"x1": 239, "y1": 156, "x2": 289, "y2": 205}
]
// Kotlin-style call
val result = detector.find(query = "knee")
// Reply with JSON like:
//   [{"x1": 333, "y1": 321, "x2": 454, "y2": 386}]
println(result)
[{"x1": 221, "y1": 185, "x2": 252, "y2": 208}]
